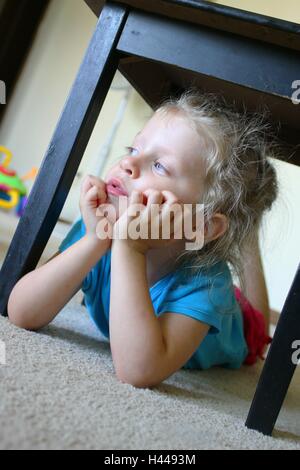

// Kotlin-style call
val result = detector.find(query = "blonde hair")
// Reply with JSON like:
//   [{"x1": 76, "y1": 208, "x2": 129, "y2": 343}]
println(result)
[{"x1": 154, "y1": 87, "x2": 281, "y2": 293}]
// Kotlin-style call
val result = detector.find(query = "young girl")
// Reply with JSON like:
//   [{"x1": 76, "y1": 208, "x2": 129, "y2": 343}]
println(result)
[{"x1": 7, "y1": 88, "x2": 278, "y2": 388}]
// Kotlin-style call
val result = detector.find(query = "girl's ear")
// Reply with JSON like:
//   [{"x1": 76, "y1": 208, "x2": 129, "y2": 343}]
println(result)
[{"x1": 204, "y1": 213, "x2": 228, "y2": 243}]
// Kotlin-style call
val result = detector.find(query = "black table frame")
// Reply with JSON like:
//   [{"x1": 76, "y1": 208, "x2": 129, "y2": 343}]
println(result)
[{"x1": 0, "y1": 0, "x2": 299, "y2": 437}]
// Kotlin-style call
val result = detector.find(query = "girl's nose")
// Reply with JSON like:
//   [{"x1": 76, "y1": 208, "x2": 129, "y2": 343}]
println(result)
[{"x1": 120, "y1": 157, "x2": 140, "y2": 178}]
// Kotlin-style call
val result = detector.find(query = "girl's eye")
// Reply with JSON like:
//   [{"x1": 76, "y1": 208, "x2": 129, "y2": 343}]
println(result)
[
  {"x1": 125, "y1": 146, "x2": 167, "y2": 174},
  {"x1": 125, "y1": 146, "x2": 138, "y2": 156},
  {"x1": 153, "y1": 161, "x2": 167, "y2": 174}
]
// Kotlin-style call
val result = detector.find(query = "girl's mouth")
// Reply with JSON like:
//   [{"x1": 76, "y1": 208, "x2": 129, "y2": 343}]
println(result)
[
  {"x1": 106, "y1": 178, "x2": 128, "y2": 197},
  {"x1": 106, "y1": 182, "x2": 128, "y2": 197}
]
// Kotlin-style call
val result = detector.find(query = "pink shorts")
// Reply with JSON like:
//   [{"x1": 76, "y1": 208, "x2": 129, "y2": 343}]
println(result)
[{"x1": 234, "y1": 286, "x2": 272, "y2": 365}]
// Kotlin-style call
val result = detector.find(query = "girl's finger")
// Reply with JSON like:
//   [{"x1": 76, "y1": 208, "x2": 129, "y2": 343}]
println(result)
[
  {"x1": 130, "y1": 190, "x2": 143, "y2": 205},
  {"x1": 160, "y1": 190, "x2": 179, "y2": 206},
  {"x1": 148, "y1": 190, "x2": 164, "y2": 207},
  {"x1": 161, "y1": 201, "x2": 184, "y2": 237},
  {"x1": 126, "y1": 190, "x2": 144, "y2": 220},
  {"x1": 85, "y1": 185, "x2": 99, "y2": 203},
  {"x1": 81, "y1": 175, "x2": 107, "y2": 199},
  {"x1": 81, "y1": 175, "x2": 94, "y2": 196},
  {"x1": 97, "y1": 187, "x2": 108, "y2": 204}
]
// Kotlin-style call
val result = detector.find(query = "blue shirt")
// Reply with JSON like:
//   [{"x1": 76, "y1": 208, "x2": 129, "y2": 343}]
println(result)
[{"x1": 59, "y1": 218, "x2": 248, "y2": 370}]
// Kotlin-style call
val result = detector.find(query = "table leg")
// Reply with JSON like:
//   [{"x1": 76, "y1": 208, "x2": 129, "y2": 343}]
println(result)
[
  {"x1": 245, "y1": 263, "x2": 300, "y2": 435},
  {"x1": 0, "y1": 2, "x2": 128, "y2": 316}
]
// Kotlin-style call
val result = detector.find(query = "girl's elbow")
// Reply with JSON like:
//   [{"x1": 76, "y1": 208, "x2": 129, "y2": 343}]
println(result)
[
  {"x1": 8, "y1": 307, "x2": 29, "y2": 330},
  {"x1": 116, "y1": 367, "x2": 161, "y2": 389},
  {"x1": 117, "y1": 373, "x2": 152, "y2": 389},
  {"x1": 114, "y1": 355, "x2": 164, "y2": 388},
  {"x1": 7, "y1": 292, "x2": 38, "y2": 331},
  {"x1": 9, "y1": 313, "x2": 39, "y2": 331},
  {"x1": 8, "y1": 309, "x2": 28, "y2": 330}
]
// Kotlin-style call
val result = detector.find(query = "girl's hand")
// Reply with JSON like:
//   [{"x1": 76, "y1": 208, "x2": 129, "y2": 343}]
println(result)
[
  {"x1": 112, "y1": 189, "x2": 184, "y2": 254},
  {"x1": 79, "y1": 175, "x2": 113, "y2": 246}
]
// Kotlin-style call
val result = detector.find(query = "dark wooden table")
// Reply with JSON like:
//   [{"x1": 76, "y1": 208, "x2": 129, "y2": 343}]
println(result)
[{"x1": 0, "y1": 0, "x2": 299, "y2": 437}]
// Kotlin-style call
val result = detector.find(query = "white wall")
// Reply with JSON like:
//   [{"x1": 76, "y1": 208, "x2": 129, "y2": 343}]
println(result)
[
  {"x1": 211, "y1": 0, "x2": 300, "y2": 22},
  {"x1": 208, "y1": 4, "x2": 300, "y2": 306},
  {"x1": 0, "y1": 0, "x2": 141, "y2": 223},
  {"x1": 0, "y1": 0, "x2": 96, "y2": 180},
  {"x1": 0, "y1": 0, "x2": 299, "y2": 312}
]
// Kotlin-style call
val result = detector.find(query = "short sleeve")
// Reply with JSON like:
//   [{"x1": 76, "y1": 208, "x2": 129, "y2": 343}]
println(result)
[
  {"x1": 58, "y1": 217, "x2": 92, "y2": 293},
  {"x1": 58, "y1": 217, "x2": 86, "y2": 252},
  {"x1": 155, "y1": 263, "x2": 236, "y2": 335}
]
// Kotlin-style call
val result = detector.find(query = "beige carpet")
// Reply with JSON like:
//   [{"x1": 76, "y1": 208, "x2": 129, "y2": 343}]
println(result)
[{"x1": 0, "y1": 293, "x2": 300, "y2": 450}]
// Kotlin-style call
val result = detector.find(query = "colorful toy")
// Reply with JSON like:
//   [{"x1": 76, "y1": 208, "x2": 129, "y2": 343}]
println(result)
[{"x1": 0, "y1": 146, "x2": 38, "y2": 217}]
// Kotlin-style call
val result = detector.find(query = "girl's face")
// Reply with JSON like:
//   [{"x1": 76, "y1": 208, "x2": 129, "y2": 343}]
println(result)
[{"x1": 105, "y1": 110, "x2": 206, "y2": 217}]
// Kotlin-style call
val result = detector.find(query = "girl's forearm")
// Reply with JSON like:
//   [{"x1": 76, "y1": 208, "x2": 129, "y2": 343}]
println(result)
[
  {"x1": 8, "y1": 235, "x2": 108, "y2": 330},
  {"x1": 109, "y1": 241, "x2": 166, "y2": 383}
]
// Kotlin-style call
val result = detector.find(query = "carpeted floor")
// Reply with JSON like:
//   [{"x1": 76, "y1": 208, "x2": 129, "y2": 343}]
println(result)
[{"x1": 0, "y1": 293, "x2": 299, "y2": 450}]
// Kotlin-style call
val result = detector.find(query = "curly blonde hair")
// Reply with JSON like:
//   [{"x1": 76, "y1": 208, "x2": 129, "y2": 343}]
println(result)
[{"x1": 154, "y1": 87, "x2": 281, "y2": 294}]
